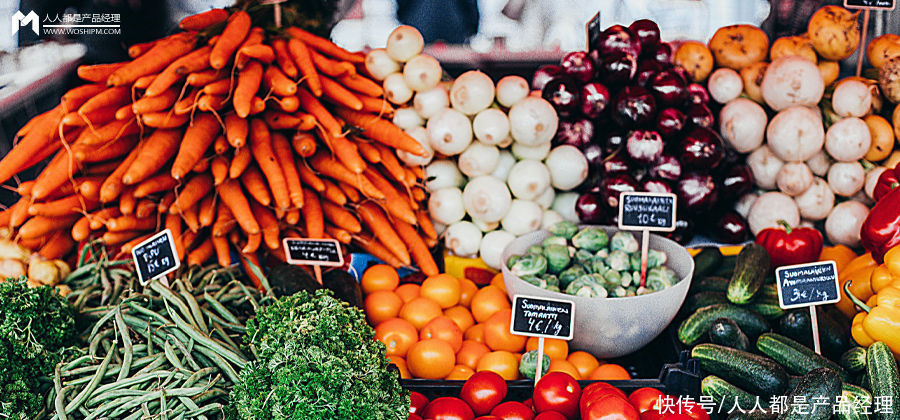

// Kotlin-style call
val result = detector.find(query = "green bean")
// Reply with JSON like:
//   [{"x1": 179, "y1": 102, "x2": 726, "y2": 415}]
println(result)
[
  {"x1": 181, "y1": 290, "x2": 209, "y2": 335},
  {"x1": 83, "y1": 395, "x2": 142, "y2": 420},
  {"x1": 104, "y1": 386, "x2": 210, "y2": 418},
  {"x1": 71, "y1": 284, "x2": 99, "y2": 309},
  {"x1": 164, "y1": 305, "x2": 246, "y2": 369},
  {"x1": 114, "y1": 307, "x2": 133, "y2": 381},
  {"x1": 170, "y1": 335, "x2": 201, "y2": 371},
  {"x1": 88, "y1": 308, "x2": 117, "y2": 342},
  {"x1": 60, "y1": 354, "x2": 92, "y2": 372},
  {"x1": 54, "y1": 385, "x2": 69, "y2": 420},
  {"x1": 89, "y1": 328, "x2": 114, "y2": 358},
  {"x1": 201, "y1": 306, "x2": 245, "y2": 333},
  {"x1": 145, "y1": 324, "x2": 154, "y2": 356},
  {"x1": 185, "y1": 402, "x2": 223, "y2": 418},
  {"x1": 125, "y1": 300, "x2": 173, "y2": 325},
  {"x1": 183, "y1": 367, "x2": 218, "y2": 387},
  {"x1": 64, "y1": 339, "x2": 115, "y2": 414},
  {"x1": 203, "y1": 292, "x2": 240, "y2": 325},
  {"x1": 134, "y1": 353, "x2": 167, "y2": 376},
  {"x1": 63, "y1": 352, "x2": 159, "y2": 379},
  {"x1": 99, "y1": 268, "x2": 111, "y2": 305},
  {"x1": 212, "y1": 325, "x2": 246, "y2": 359},
  {"x1": 191, "y1": 345, "x2": 240, "y2": 384},
  {"x1": 163, "y1": 338, "x2": 185, "y2": 371},
  {"x1": 86, "y1": 370, "x2": 186, "y2": 405},
  {"x1": 150, "y1": 281, "x2": 204, "y2": 332}
]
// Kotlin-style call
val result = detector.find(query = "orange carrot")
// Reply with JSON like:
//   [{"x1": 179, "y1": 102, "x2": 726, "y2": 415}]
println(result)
[
  {"x1": 320, "y1": 179, "x2": 347, "y2": 206},
  {"x1": 309, "y1": 48, "x2": 356, "y2": 78},
  {"x1": 187, "y1": 237, "x2": 215, "y2": 266},
  {"x1": 171, "y1": 113, "x2": 219, "y2": 179},
  {"x1": 286, "y1": 27, "x2": 365, "y2": 63},
  {"x1": 301, "y1": 188, "x2": 324, "y2": 238},
  {"x1": 358, "y1": 95, "x2": 394, "y2": 116},
  {"x1": 213, "y1": 202, "x2": 234, "y2": 237},
  {"x1": 9, "y1": 197, "x2": 31, "y2": 228},
  {"x1": 181, "y1": 230, "x2": 198, "y2": 251},
  {"x1": 103, "y1": 230, "x2": 145, "y2": 246},
  {"x1": 73, "y1": 135, "x2": 138, "y2": 163},
  {"x1": 181, "y1": 203, "x2": 200, "y2": 232},
  {"x1": 297, "y1": 160, "x2": 326, "y2": 192},
  {"x1": 133, "y1": 172, "x2": 177, "y2": 197},
  {"x1": 109, "y1": 33, "x2": 197, "y2": 86},
  {"x1": 170, "y1": 173, "x2": 213, "y2": 214},
  {"x1": 353, "y1": 233, "x2": 405, "y2": 268},
  {"x1": 218, "y1": 179, "x2": 259, "y2": 235},
  {"x1": 128, "y1": 40, "x2": 156, "y2": 58},
  {"x1": 61, "y1": 84, "x2": 105, "y2": 112},
  {"x1": 337, "y1": 181, "x2": 360, "y2": 203},
  {"x1": 248, "y1": 119, "x2": 290, "y2": 210},
  {"x1": 213, "y1": 135, "x2": 229, "y2": 155},
  {"x1": 192, "y1": 157, "x2": 209, "y2": 173},
  {"x1": 338, "y1": 74, "x2": 384, "y2": 97},
  {"x1": 411, "y1": 186, "x2": 425, "y2": 202},
  {"x1": 229, "y1": 146, "x2": 251, "y2": 178},
  {"x1": 77, "y1": 118, "x2": 140, "y2": 145},
  {"x1": 271, "y1": 39, "x2": 298, "y2": 78},
  {"x1": 145, "y1": 45, "x2": 212, "y2": 96},
  {"x1": 211, "y1": 234, "x2": 231, "y2": 266},
  {"x1": 270, "y1": 95, "x2": 298, "y2": 113},
  {"x1": 77, "y1": 62, "x2": 127, "y2": 82},
  {"x1": 417, "y1": 210, "x2": 437, "y2": 240},
  {"x1": 187, "y1": 69, "x2": 225, "y2": 86},
  {"x1": 325, "y1": 225, "x2": 352, "y2": 244},
  {"x1": 356, "y1": 140, "x2": 382, "y2": 163},
  {"x1": 272, "y1": 132, "x2": 305, "y2": 208},
  {"x1": 140, "y1": 112, "x2": 189, "y2": 128},
  {"x1": 198, "y1": 94, "x2": 227, "y2": 112},
  {"x1": 248, "y1": 201, "x2": 279, "y2": 250},
  {"x1": 224, "y1": 113, "x2": 248, "y2": 147},
  {"x1": 107, "y1": 215, "x2": 157, "y2": 232},
  {"x1": 263, "y1": 65, "x2": 297, "y2": 97},
  {"x1": 238, "y1": 251, "x2": 266, "y2": 290},
  {"x1": 233, "y1": 61, "x2": 263, "y2": 118},
  {"x1": 157, "y1": 190, "x2": 176, "y2": 213},
  {"x1": 320, "y1": 130, "x2": 366, "y2": 174},
  {"x1": 234, "y1": 28, "x2": 265, "y2": 69},
  {"x1": 210, "y1": 155, "x2": 229, "y2": 185},
  {"x1": 202, "y1": 78, "x2": 231, "y2": 96},
  {"x1": 240, "y1": 165, "x2": 272, "y2": 206},
  {"x1": 15, "y1": 181, "x2": 34, "y2": 196},
  {"x1": 121, "y1": 187, "x2": 137, "y2": 215},
  {"x1": 336, "y1": 108, "x2": 426, "y2": 156},
  {"x1": 320, "y1": 76, "x2": 363, "y2": 110},
  {"x1": 135, "y1": 199, "x2": 156, "y2": 219},
  {"x1": 62, "y1": 106, "x2": 117, "y2": 127},
  {"x1": 38, "y1": 230, "x2": 76, "y2": 260},
  {"x1": 298, "y1": 89, "x2": 342, "y2": 137},
  {"x1": 263, "y1": 111, "x2": 302, "y2": 129},
  {"x1": 283, "y1": 208, "x2": 299, "y2": 225},
  {"x1": 308, "y1": 153, "x2": 383, "y2": 199},
  {"x1": 18, "y1": 215, "x2": 79, "y2": 240},
  {"x1": 120, "y1": 232, "x2": 155, "y2": 255},
  {"x1": 198, "y1": 194, "x2": 216, "y2": 227},
  {"x1": 179, "y1": 8, "x2": 229, "y2": 30},
  {"x1": 173, "y1": 93, "x2": 198, "y2": 115},
  {"x1": 28, "y1": 195, "x2": 99, "y2": 217},
  {"x1": 395, "y1": 219, "x2": 438, "y2": 276},
  {"x1": 287, "y1": 38, "x2": 322, "y2": 97},
  {"x1": 357, "y1": 201, "x2": 410, "y2": 265},
  {"x1": 165, "y1": 211, "x2": 185, "y2": 260},
  {"x1": 375, "y1": 143, "x2": 408, "y2": 185},
  {"x1": 71, "y1": 216, "x2": 91, "y2": 242},
  {"x1": 31, "y1": 151, "x2": 82, "y2": 200},
  {"x1": 122, "y1": 128, "x2": 182, "y2": 185},
  {"x1": 89, "y1": 207, "x2": 120, "y2": 230},
  {"x1": 250, "y1": 97, "x2": 267, "y2": 115},
  {"x1": 133, "y1": 74, "x2": 158, "y2": 90},
  {"x1": 0, "y1": 110, "x2": 63, "y2": 184},
  {"x1": 15, "y1": 106, "x2": 57, "y2": 137},
  {"x1": 322, "y1": 201, "x2": 361, "y2": 233},
  {"x1": 291, "y1": 131, "x2": 317, "y2": 157},
  {"x1": 132, "y1": 88, "x2": 179, "y2": 114},
  {"x1": 239, "y1": 44, "x2": 275, "y2": 64},
  {"x1": 365, "y1": 170, "x2": 416, "y2": 224},
  {"x1": 209, "y1": 11, "x2": 251, "y2": 69}
]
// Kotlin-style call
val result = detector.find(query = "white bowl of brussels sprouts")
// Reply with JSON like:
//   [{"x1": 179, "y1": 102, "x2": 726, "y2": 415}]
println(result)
[{"x1": 500, "y1": 222, "x2": 694, "y2": 358}]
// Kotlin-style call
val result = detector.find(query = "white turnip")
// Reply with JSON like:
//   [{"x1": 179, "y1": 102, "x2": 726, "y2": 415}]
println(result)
[
  {"x1": 508, "y1": 97, "x2": 559, "y2": 146},
  {"x1": 458, "y1": 142, "x2": 500, "y2": 177},
  {"x1": 501, "y1": 199, "x2": 543, "y2": 236},
  {"x1": 471, "y1": 217, "x2": 499, "y2": 232},
  {"x1": 473, "y1": 108, "x2": 510, "y2": 145},
  {"x1": 805, "y1": 150, "x2": 832, "y2": 177},
  {"x1": 747, "y1": 191, "x2": 801, "y2": 235},
  {"x1": 541, "y1": 210, "x2": 565, "y2": 229},
  {"x1": 747, "y1": 145, "x2": 785, "y2": 190},
  {"x1": 364, "y1": 48, "x2": 400, "y2": 81},
  {"x1": 426, "y1": 108, "x2": 472, "y2": 156},
  {"x1": 413, "y1": 86, "x2": 449, "y2": 119},
  {"x1": 425, "y1": 160, "x2": 464, "y2": 192},
  {"x1": 397, "y1": 127, "x2": 434, "y2": 166},
  {"x1": 403, "y1": 54, "x2": 441, "y2": 92},
  {"x1": 479, "y1": 230, "x2": 516, "y2": 270},
  {"x1": 735, "y1": 192, "x2": 760, "y2": 218},
  {"x1": 825, "y1": 200, "x2": 868, "y2": 247},
  {"x1": 496, "y1": 75, "x2": 530, "y2": 107},
  {"x1": 552, "y1": 192, "x2": 580, "y2": 223},
  {"x1": 766, "y1": 106, "x2": 825, "y2": 162},
  {"x1": 708, "y1": 68, "x2": 743, "y2": 104},
  {"x1": 392, "y1": 107, "x2": 424, "y2": 130},
  {"x1": 445, "y1": 221, "x2": 482, "y2": 257},
  {"x1": 825, "y1": 117, "x2": 871, "y2": 162},
  {"x1": 719, "y1": 98, "x2": 767, "y2": 153},
  {"x1": 776, "y1": 162, "x2": 814, "y2": 196},
  {"x1": 507, "y1": 160, "x2": 551, "y2": 200},
  {"x1": 827, "y1": 161, "x2": 865, "y2": 197},
  {"x1": 536, "y1": 187, "x2": 555, "y2": 210},
  {"x1": 428, "y1": 187, "x2": 466, "y2": 225},
  {"x1": 383, "y1": 73, "x2": 413, "y2": 105},
  {"x1": 832, "y1": 79, "x2": 872, "y2": 117},
  {"x1": 450, "y1": 71, "x2": 495, "y2": 115},
  {"x1": 463, "y1": 175, "x2": 512, "y2": 223},
  {"x1": 511, "y1": 141, "x2": 551, "y2": 161},
  {"x1": 794, "y1": 177, "x2": 834, "y2": 221},
  {"x1": 544, "y1": 145, "x2": 588, "y2": 190},
  {"x1": 761, "y1": 55, "x2": 825, "y2": 111},
  {"x1": 491, "y1": 150, "x2": 516, "y2": 182},
  {"x1": 386, "y1": 25, "x2": 424, "y2": 62}
]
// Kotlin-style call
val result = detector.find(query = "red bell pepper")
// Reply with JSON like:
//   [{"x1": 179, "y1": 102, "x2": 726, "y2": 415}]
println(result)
[
  {"x1": 873, "y1": 167, "x2": 900, "y2": 201},
  {"x1": 861, "y1": 185, "x2": 900, "y2": 264},
  {"x1": 755, "y1": 220, "x2": 823, "y2": 268}
]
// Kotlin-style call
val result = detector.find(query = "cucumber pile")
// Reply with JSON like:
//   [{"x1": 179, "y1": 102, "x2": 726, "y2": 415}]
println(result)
[{"x1": 680, "y1": 245, "x2": 900, "y2": 420}]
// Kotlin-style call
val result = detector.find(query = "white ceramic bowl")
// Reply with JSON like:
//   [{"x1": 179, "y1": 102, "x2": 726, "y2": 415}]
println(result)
[{"x1": 500, "y1": 226, "x2": 694, "y2": 358}]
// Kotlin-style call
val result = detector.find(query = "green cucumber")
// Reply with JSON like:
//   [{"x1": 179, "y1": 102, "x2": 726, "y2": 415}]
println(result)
[
  {"x1": 841, "y1": 347, "x2": 868, "y2": 374},
  {"x1": 755, "y1": 333, "x2": 850, "y2": 381},
  {"x1": 678, "y1": 304, "x2": 770, "y2": 346},
  {"x1": 692, "y1": 343, "x2": 789, "y2": 397},
  {"x1": 709, "y1": 318, "x2": 750, "y2": 352},
  {"x1": 777, "y1": 310, "x2": 814, "y2": 348},
  {"x1": 714, "y1": 254, "x2": 739, "y2": 277},
  {"x1": 682, "y1": 291, "x2": 729, "y2": 315},
  {"x1": 867, "y1": 341, "x2": 900, "y2": 420},
  {"x1": 817, "y1": 306, "x2": 853, "y2": 359},
  {"x1": 727, "y1": 243, "x2": 770, "y2": 305},
  {"x1": 745, "y1": 287, "x2": 785, "y2": 320},
  {"x1": 692, "y1": 276, "x2": 731, "y2": 293},
  {"x1": 778, "y1": 368, "x2": 842, "y2": 420},
  {"x1": 701, "y1": 375, "x2": 767, "y2": 412},
  {"x1": 693, "y1": 247, "x2": 723, "y2": 278},
  {"x1": 834, "y1": 383, "x2": 873, "y2": 420}
]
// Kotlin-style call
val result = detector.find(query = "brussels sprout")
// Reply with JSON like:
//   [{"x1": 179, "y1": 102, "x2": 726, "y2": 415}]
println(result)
[
  {"x1": 559, "y1": 265, "x2": 585, "y2": 288},
  {"x1": 572, "y1": 227, "x2": 608, "y2": 252},
  {"x1": 625, "y1": 286, "x2": 638, "y2": 297},
  {"x1": 619, "y1": 271, "x2": 633, "y2": 288},
  {"x1": 595, "y1": 249, "x2": 609, "y2": 259},
  {"x1": 519, "y1": 350, "x2": 551, "y2": 379},
  {"x1": 610, "y1": 231, "x2": 639, "y2": 253},
  {"x1": 510, "y1": 254, "x2": 548, "y2": 276},
  {"x1": 506, "y1": 255, "x2": 521, "y2": 269},
  {"x1": 546, "y1": 285, "x2": 561, "y2": 293},
  {"x1": 629, "y1": 250, "x2": 668, "y2": 271},
  {"x1": 646, "y1": 266, "x2": 677, "y2": 291},
  {"x1": 542, "y1": 236, "x2": 568, "y2": 248},
  {"x1": 522, "y1": 275, "x2": 547, "y2": 288},
  {"x1": 549, "y1": 221, "x2": 578, "y2": 239},
  {"x1": 539, "y1": 273, "x2": 560, "y2": 287},
  {"x1": 543, "y1": 244, "x2": 571, "y2": 274},
  {"x1": 527, "y1": 245, "x2": 543, "y2": 255},
  {"x1": 609, "y1": 286, "x2": 629, "y2": 297},
  {"x1": 566, "y1": 274, "x2": 608, "y2": 298},
  {"x1": 606, "y1": 250, "x2": 631, "y2": 271},
  {"x1": 588, "y1": 258, "x2": 609, "y2": 275},
  {"x1": 602, "y1": 270, "x2": 622, "y2": 289},
  {"x1": 575, "y1": 249, "x2": 594, "y2": 266}
]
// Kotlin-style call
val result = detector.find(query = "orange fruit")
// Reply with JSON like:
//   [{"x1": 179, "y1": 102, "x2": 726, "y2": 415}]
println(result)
[
  {"x1": 526, "y1": 337, "x2": 569, "y2": 361},
  {"x1": 361, "y1": 264, "x2": 399, "y2": 294},
  {"x1": 407, "y1": 339, "x2": 456, "y2": 379},
  {"x1": 476, "y1": 350, "x2": 520, "y2": 380},
  {"x1": 399, "y1": 296, "x2": 442, "y2": 330},
  {"x1": 567, "y1": 351, "x2": 601, "y2": 378},
  {"x1": 471, "y1": 285, "x2": 510, "y2": 323},
  {"x1": 458, "y1": 278, "x2": 478, "y2": 307},
  {"x1": 374, "y1": 318, "x2": 418, "y2": 357},
  {"x1": 364, "y1": 290, "x2": 403, "y2": 325},
  {"x1": 388, "y1": 356, "x2": 411, "y2": 379},
  {"x1": 547, "y1": 359, "x2": 581, "y2": 379},
  {"x1": 420, "y1": 316, "x2": 463, "y2": 352},
  {"x1": 445, "y1": 365, "x2": 475, "y2": 380},
  {"x1": 465, "y1": 323, "x2": 485, "y2": 343},
  {"x1": 395, "y1": 283, "x2": 420, "y2": 303},
  {"x1": 589, "y1": 363, "x2": 631, "y2": 380},
  {"x1": 443, "y1": 306, "x2": 475, "y2": 332},
  {"x1": 456, "y1": 340, "x2": 490, "y2": 369},
  {"x1": 483, "y1": 309, "x2": 526, "y2": 352},
  {"x1": 420, "y1": 274, "x2": 461, "y2": 308},
  {"x1": 490, "y1": 273, "x2": 506, "y2": 292}
]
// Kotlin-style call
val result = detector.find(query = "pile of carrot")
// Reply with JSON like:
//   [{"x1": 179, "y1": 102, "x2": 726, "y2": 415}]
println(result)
[{"x1": 0, "y1": 7, "x2": 440, "y2": 284}]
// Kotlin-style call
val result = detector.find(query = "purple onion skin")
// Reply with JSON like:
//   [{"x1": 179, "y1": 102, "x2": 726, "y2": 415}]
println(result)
[
  {"x1": 541, "y1": 76, "x2": 581, "y2": 118},
  {"x1": 665, "y1": 218, "x2": 695, "y2": 244},
  {"x1": 648, "y1": 153, "x2": 682, "y2": 181},
  {"x1": 686, "y1": 83, "x2": 710, "y2": 105},
  {"x1": 600, "y1": 52, "x2": 638, "y2": 86},
  {"x1": 679, "y1": 127, "x2": 724, "y2": 170},
  {"x1": 635, "y1": 60, "x2": 663, "y2": 88},
  {"x1": 626, "y1": 130, "x2": 664, "y2": 165},
  {"x1": 713, "y1": 210, "x2": 750, "y2": 243},
  {"x1": 656, "y1": 108, "x2": 687, "y2": 138},
  {"x1": 598, "y1": 173, "x2": 639, "y2": 208},
  {"x1": 554, "y1": 119, "x2": 594, "y2": 148},
  {"x1": 581, "y1": 143, "x2": 604, "y2": 170},
  {"x1": 601, "y1": 153, "x2": 631, "y2": 175},
  {"x1": 669, "y1": 66, "x2": 691, "y2": 86},
  {"x1": 603, "y1": 131, "x2": 627, "y2": 155},
  {"x1": 611, "y1": 86, "x2": 657, "y2": 128},
  {"x1": 629, "y1": 19, "x2": 661, "y2": 55},
  {"x1": 649, "y1": 69, "x2": 688, "y2": 108},
  {"x1": 580, "y1": 82, "x2": 610, "y2": 119},
  {"x1": 642, "y1": 178, "x2": 673, "y2": 194},
  {"x1": 719, "y1": 165, "x2": 755, "y2": 199},
  {"x1": 653, "y1": 42, "x2": 673, "y2": 64},
  {"x1": 596, "y1": 25, "x2": 642, "y2": 58},
  {"x1": 576, "y1": 192, "x2": 607, "y2": 223},
  {"x1": 677, "y1": 172, "x2": 719, "y2": 213},
  {"x1": 561, "y1": 51, "x2": 596, "y2": 84},
  {"x1": 686, "y1": 103, "x2": 715, "y2": 129},
  {"x1": 532, "y1": 64, "x2": 563, "y2": 91}
]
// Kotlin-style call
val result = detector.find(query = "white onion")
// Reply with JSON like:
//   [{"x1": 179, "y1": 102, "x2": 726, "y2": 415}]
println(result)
[
  {"x1": 827, "y1": 161, "x2": 866, "y2": 197},
  {"x1": 501, "y1": 199, "x2": 543, "y2": 236},
  {"x1": 458, "y1": 142, "x2": 500, "y2": 177},
  {"x1": 490, "y1": 150, "x2": 516, "y2": 182},
  {"x1": 535, "y1": 187, "x2": 556, "y2": 210},
  {"x1": 552, "y1": 192, "x2": 580, "y2": 223},
  {"x1": 719, "y1": 98, "x2": 767, "y2": 153},
  {"x1": 396, "y1": 127, "x2": 434, "y2": 166},
  {"x1": 766, "y1": 106, "x2": 825, "y2": 162},
  {"x1": 450, "y1": 71, "x2": 495, "y2": 115},
  {"x1": 747, "y1": 191, "x2": 800, "y2": 235},
  {"x1": 471, "y1": 217, "x2": 499, "y2": 232},
  {"x1": 497, "y1": 136, "x2": 514, "y2": 148},
  {"x1": 392, "y1": 107, "x2": 424, "y2": 130},
  {"x1": 508, "y1": 97, "x2": 558, "y2": 146},
  {"x1": 825, "y1": 201, "x2": 869, "y2": 247},
  {"x1": 511, "y1": 141, "x2": 551, "y2": 161},
  {"x1": 463, "y1": 175, "x2": 512, "y2": 223},
  {"x1": 425, "y1": 160, "x2": 464, "y2": 192},
  {"x1": 806, "y1": 150, "x2": 832, "y2": 177},
  {"x1": 507, "y1": 160, "x2": 551, "y2": 200},
  {"x1": 544, "y1": 145, "x2": 588, "y2": 190},
  {"x1": 364, "y1": 49, "x2": 400, "y2": 81},
  {"x1": 794, "y1": 177, "x2": 834, "y2": 221},
  {"x1": 472, "y1": 108, "x2": 510, "y2": 145},
  {"x1": 825, "y1": 117, "x2": 871, "y2": 162},
  {"x1": 708, "y1": 68, "x2": 743, "y2": 104},
  {"x1": 413, "y1": 86, "x2": 449, "y2": 119},
  {"x1": 445, "y1": 221, "x2": 482, "y2": 257},
  {"x1": 776, "y1": 162, "x2": 814, "y2": 196},
  {"x1": 428, "y1": 187, "x2": 465, "y2": 225},
  {"x1": 383, "y1": 73, "x2": 413, "y2": 105},
  {"x1": 496, "y1": 75, "x2": 530, "y2": 108},
  {"x1": 734, "y1": 192, "x2": 760, "y2": 218},
  {"x1": 479, "y1": 230, "x2": 516, "y2": 270},
  {"x1": 433, "y1": 221, "x2": 447, "y2": 236},
  {"x1": 832, "y1": 79, "x2": 872, "y2": 118},
  {"x1": 541, "y1": 210, "x2": 565, "y2": 229},
  {"x1": 386, "y1": 25, "x2": 424, "y2": 62},
  {"x1": 403, "y1": 54, "x2": 442, "y2": 92},
  {"x1": 426, "y1": 108, "x2": 473, "y2": 155},
  {"x1": 747, "y1": 145, "x2": 785, "y2": 190}
]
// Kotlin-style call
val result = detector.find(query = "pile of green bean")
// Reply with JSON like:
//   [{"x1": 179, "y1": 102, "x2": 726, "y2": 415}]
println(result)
[{"x1": 47, "y1": 264, "x2": 271, "y2": 419}]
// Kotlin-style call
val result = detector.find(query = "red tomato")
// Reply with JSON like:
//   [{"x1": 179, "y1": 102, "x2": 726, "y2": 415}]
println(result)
[
  {"x1": 523, "y1": 399, "x2": 534, "y2": 411},
  {"x1": 581, "y1": 383, "x2": 627, "y2": 417},
  {"x1": 475, "y1": 417, "x2": 503, "y2": 420},
  {"x1": 533, "y1": 412, "x2": 567, "y2": 420},
  {"x1": 410, "y1": 391, "x2": 429, "y2": 415},
  {"x1": 409, "y1": 415, "x2": 423, "y2": 420},
  {"x1": 583, "y1": 395, "x2": 640, "y2": 420},
  {"x1": 424, "y1": 397, "x2": 476, "y2": 420},
  {"x1": 627, "y1": 388, "x2": 665, "y2": 413},
  {"x1": 490, "y1": 401, "x2": 535, "y2": 420},
  {"x1": 532, "y1": 372, "x2": 581, "y2": 419},
  {"x1": 460, "y1": 371, "x2": 508, "y2": 415}
]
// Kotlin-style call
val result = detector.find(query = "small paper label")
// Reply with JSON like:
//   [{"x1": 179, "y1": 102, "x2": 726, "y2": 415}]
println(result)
[
  {"x1": 132, "y1": 229, "x2": 180, "y2": 285},
  {"x1": 775, "y1": 261, "x2": 840, "y2": 309},
  {"x1": 510, "y1": 295, "x2": 574, "y2": 340},
  {"x1": 283, "y1": 238, "x2": 344, "y2": 266},
  {"x1": 618, "y1": 192, "x2": 677, "y2": 232}
]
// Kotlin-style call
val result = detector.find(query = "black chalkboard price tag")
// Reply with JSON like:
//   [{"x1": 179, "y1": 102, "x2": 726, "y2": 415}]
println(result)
[
  {"x1": 283, "y1": 238, "x2": 344, "y2": 266},
  {"x1": 775, "y1": 261, "x2": 840, "y2": 310},
  {"x1": 617, "y1": 192, "x2": 677, "y2": 232},
  {"x1": 844, "y1": 0, "x2": 895, "y2": 10},
  {"x1": 586, "y1": 11, "x2": 602, "y2": 51},
  {"x1": 131, "y1": 229, "x2": 180, "y2": 286},
  {"x1": 510, "y1": 295, "x2": 575, "y2": 340}
]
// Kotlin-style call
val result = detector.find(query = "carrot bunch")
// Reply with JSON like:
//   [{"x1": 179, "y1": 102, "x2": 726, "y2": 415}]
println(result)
[{"x1": 0, "y1": 7, "x2": 439, "y2": 280}]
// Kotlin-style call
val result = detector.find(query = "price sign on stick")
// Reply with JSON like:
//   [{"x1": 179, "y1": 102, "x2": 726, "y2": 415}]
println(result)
[
  {"x1": 844, "y1": 0, "x2": 896, "y2": 76},
  {"x1": 586, "y1": 11, "x2": 602, "y2": 51},
  {"x1": 283, "y1": 238, "x2": 344, "y2": 284},
  {"x1": 618, "y1": 192, "x2": 677, "y2": 290},
  {"x1": 775, "y1": 261, "x2": 840, "y2": 354},
  {"x1": 132, "y1": 229, "x2": 180, "y2": 286},
  {"x1": 509, "y1": 295, "x2": 574, "y2": 384}
]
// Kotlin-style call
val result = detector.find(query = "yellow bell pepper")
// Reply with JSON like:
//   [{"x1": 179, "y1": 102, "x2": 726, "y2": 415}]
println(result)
[
  {"x1": 869, "y1": 266, "x2": 900, "y2": 293},
  {"x1": 846, "y1": 280, "x2": 900, "y2": 357},
  {"x1": 884, "y1": 245, "x2": 900, "y2": 278},
  {"x1": 820, "y1": 244, "x2": 859, "y2": 274},
  {"x1": 837, "y1": 265, "x2": 876, "y2": 318}
]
